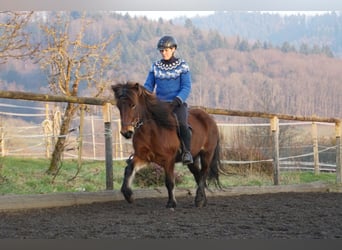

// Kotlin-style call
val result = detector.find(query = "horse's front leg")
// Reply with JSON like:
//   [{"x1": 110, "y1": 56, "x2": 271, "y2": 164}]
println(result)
[
  {"x1": 164, "y1": 163, "x2": 177, "y2": 208},
  {"x1": 121, "y1": 157, "x2": 135, "y2": 203}
]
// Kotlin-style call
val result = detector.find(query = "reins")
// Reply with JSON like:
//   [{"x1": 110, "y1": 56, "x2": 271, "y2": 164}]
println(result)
[{"x1": 116, "y1": 83, "x2": 178, "y2": 131}]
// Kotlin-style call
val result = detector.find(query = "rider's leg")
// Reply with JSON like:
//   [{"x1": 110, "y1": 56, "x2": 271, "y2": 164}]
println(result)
[
  {"x1": 179, "y1": 124, "x2": 193, "y2": 164},
  {"x1": 172, "y1": 102, "x2": 193, "y2": 165}
]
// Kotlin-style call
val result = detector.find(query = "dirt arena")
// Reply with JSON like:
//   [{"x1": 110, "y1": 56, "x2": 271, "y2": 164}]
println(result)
[{"x1": 1, "y1": 191, "x2": 342, "y2": 239}]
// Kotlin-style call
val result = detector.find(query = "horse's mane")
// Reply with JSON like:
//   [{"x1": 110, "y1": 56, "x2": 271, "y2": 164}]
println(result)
[{"x1": 114, "y1": 82, "x2": 176, "y2": 130}]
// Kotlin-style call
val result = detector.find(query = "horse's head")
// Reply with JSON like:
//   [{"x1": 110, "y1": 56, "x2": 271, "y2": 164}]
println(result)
[{"x1": 112, "y1": 82, "x2": 143, "y2": 139}]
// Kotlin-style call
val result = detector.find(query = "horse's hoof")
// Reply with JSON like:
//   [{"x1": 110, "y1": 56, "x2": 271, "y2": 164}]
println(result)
[
  {"x1": 195, "y1": 198, "x2": 207, "y2": 208},
  {"x1": 195, "y1": 187, "x2": 207, "y2": 207},
  {"x1": 166, "y1": 200, "x2": 177, "y2": 208},
  {"x1": 121, "y1": 187, "x2": 134, "y2": 203},
  {"x1": 195, "y1": 194, "x2": 207, "y2": 207},
  {"x1": 124, "y1": 195, "x2": 134, "y2": 203}
]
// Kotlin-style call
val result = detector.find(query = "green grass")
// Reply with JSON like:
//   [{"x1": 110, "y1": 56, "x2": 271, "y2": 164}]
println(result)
[
  {"x1": 0, "y1": 157, "x2": 126, "y2": 195},
  {"x1": 281, "y1": 171, "x2": 337, "y2": 185},
  {"x1": 215, "y1": 170, "x2": 337, "y2": 188},
  {"x1": 0, "y1": 157, "x2": 338, "y2": 195}
]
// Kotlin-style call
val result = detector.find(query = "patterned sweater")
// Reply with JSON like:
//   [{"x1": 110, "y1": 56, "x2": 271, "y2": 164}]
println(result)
[{"x1": 144, "y1": 57, "x2": 192, "y2": 103}]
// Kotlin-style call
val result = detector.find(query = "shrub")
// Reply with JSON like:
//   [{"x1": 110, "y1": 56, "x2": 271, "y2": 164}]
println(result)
[
  {"x1": 221, "y1": 147, "x2": 273, "y2": 176},
  {"x1": 133, "y1": 163, "x2": 184, "y2": 187}
]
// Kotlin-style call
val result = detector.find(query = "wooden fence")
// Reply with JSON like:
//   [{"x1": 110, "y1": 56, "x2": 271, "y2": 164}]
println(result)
[{"x1": 1, "y1": 90, "x2": 341, "y2": 188}]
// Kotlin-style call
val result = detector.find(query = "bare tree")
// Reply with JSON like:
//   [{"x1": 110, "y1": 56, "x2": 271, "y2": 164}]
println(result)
[
  {"x1": 39, "y1": 12, "x2": 120, "y2": 174},
  {"x1": 0, "y1": 11, "x2": 38, "y2": 64}
]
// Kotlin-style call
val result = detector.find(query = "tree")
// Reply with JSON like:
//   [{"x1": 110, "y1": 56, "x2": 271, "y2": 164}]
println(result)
[
  {"x1": 281, "y1": 41, "x2": 294, "y2": 53},
  {"x1": 184, "y1": 18, "x2": 193, "y2": 29},
  {"x1": 0, "y1": 11, "x2": 38, "y2": 64},
  {"x1": 234, "y1": 36, "x2": 250, "y2": 52},
  {"x1": 39, "y1": 12, "x2": 120, "y2": 173},
  {"x1": 299, "y1": 43, "x2": 310, "y2": 55},
  {"x1": 321, "y1": 45, "x2": 334, "y2": 57}
]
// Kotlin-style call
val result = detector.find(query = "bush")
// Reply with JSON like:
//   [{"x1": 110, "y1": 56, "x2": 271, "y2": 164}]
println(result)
[
  {"x1": 133, "y1": 163, "x2": 184, "y2": 187},
  {"x1": 221, "y1": 146, "x2": 273, "y2": 177}
]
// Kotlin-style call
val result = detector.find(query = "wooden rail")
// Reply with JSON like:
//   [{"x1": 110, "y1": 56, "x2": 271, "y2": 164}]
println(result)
[
  {"x1": 192, "y1": 106, "x2": 341, "y2": 123},
  {"x1": 0, "y1": 90, "x2": 115, "y2": 105},
  {"x1": 0, "y1": 91, "x2": 338, "y2": 123},
  {"x1": 0, "y1": 90, "x2": 341, "y2": 186}
]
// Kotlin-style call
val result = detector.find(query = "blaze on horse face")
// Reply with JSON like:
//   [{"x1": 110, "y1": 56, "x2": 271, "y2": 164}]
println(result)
[{"x1": 112, "y1": 83, "x2": 141, "y2": 139}]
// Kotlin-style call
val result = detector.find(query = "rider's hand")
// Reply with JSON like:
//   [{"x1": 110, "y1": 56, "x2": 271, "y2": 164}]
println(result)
[{"x1": 171, "y1": 97, "x2": 182, "y2": 110}]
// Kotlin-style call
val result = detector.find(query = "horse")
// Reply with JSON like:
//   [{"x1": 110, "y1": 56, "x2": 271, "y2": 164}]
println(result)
[{"x1": 112, "y1": 81, "x2": 222, "y2": 208}]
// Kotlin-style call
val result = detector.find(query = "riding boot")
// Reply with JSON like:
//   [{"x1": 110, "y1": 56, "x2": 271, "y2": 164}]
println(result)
[{"x1": 179, "y1": 124, "x2": 193, "y2": 164}]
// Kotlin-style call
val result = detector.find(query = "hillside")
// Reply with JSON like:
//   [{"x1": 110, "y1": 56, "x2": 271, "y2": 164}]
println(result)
[
  {"x1": 1, "y1": 11, "x2": 342, "y2": 121},
  {"x1": 180, "y1": 11, "x2": 342, "y2": 57}
]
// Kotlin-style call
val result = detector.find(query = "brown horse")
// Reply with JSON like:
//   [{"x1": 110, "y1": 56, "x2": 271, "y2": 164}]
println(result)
[{"x1": 112, "y1": 82, "x2": 221, "y2": 208}]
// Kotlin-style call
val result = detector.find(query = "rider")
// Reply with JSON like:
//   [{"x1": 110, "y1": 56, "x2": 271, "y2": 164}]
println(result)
[{"x1": 144, "y1": 35, "x2": 193, "y2": 165}]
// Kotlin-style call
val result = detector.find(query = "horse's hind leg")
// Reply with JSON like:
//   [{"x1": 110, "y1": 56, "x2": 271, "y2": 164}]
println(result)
[
  {"x1": 187, "y1": 156, "x2": 201, "y2": 185},
  {"x1": 187, "y1": 156, "x2": 207, "y2": 207},
  {"x1": 194, "y1": 154, "x2": 211, "y2": 207},
  {"x1": 195, "y1": 178, "x2": 207, "y2": 207}
]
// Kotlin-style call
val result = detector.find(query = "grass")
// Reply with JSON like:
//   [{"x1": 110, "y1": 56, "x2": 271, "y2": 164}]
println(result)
[
  {"x1": 0, "y1": 157, "x2": 126, "y2": 195},
  {"x1": 0, "y1": 156, "x2": 338, "y2": 195}
]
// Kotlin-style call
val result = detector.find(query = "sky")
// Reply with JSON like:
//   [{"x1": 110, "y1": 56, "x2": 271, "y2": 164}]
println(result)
[{"x1": 1, "y1": 0, "x2": 342, "y2": 12}]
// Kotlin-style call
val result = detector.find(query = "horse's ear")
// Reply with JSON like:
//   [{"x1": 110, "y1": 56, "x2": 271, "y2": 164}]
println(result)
[
  {"x1": 111, "y1": 84, "x2": 116, "y2": 93},
  {"x1": 111, "y1": 84, "x2": 119, "y2": 95},
  {"x1": 135, "y1": 82, "x2": 143, "y2": 96}
]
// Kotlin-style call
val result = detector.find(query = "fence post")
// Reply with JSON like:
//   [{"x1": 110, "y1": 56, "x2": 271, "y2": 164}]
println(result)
[
  {"x1": 117, "y1": 119, "x2": 123, "y2": 159},
  {"x1": 312, "y1": 122, "x2": 320, "y2": 175},
  {"x1": 103, "y1": 103, "x2": 113, "y2": 190},
  {"x1": 335, "y1": 121, "x2": 342, "y2": 185},
  {"x1": 271, "y1": 116, "x2": 280, "y2": 185},
  {"x1": 44, "y1": 103, "x2": 51, "y2": 158},
  {"x1": 77, "y1": 104, "x2": 85, "y2": 171},
  {"x1": 0, "y1": 126, "x2": 5, "y2": 157},
  {"x1": 91, "y1": 115, "x2": 96, "y2": 159}
]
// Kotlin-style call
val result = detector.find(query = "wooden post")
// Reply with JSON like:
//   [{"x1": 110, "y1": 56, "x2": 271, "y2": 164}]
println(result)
[
  {"x1": 271, "y1": 116, "x2": 280, "y2": 185},
  {"x1": 312, "y1": 122, "x2": 320, "y2": 175},
  {"x1": 117, "y1": 119, "x2": 123, "y2": 159},
  {"x1": 91, "y1": 115, "x2": 96, "y2": 159},
  {"x1": 1, "y1": 127, "x2": 5, "y2": 157},
  {"x1": 103, "y1": 103, "x2": 113, "y2": 190},
  {"x1": 44, "y1": 103, "x2": 51, "y2": 158},
  {"x1": 335, "y1": 121, "x2": 342, "y2": 185},
  {"x1": 77, "y1": 105, "x2": 85, "y2": 171}
]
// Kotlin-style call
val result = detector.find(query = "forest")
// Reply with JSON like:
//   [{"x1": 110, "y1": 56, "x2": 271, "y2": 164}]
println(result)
[
  {"x1": 1, "y1": 11, "x2": 342, "y2": 121},
  {"x1": 184, "y1": 11, "x2": 342, "y2": 57}
]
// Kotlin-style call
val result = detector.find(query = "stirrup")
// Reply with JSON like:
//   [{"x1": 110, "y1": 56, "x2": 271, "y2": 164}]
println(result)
[{"x1": 182, "y1": 151, "x2": 193, "y2": 164}]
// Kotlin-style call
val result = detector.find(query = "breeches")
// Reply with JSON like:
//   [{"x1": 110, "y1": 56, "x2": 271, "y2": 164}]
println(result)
[{"x1": 173, "y1": 102, "x2": 188, "y2": 126}]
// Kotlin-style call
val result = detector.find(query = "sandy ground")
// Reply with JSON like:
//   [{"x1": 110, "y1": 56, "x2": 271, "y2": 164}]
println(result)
[{"x1": 1, "y1": 192, "x2": 342, "y2": 239}]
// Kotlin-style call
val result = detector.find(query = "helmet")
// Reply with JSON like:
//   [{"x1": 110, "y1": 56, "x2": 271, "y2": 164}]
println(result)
[{"x1": 157, "y1": 35, "x2": 178, "y2": 50}]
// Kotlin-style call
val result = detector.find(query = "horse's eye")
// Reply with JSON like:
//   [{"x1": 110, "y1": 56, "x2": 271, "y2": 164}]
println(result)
[{"x1": 130, "y1": 104, "x2": 136, "y2": 109}]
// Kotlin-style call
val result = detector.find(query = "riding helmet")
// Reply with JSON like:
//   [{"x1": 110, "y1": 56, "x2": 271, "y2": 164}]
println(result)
[{"x1": 157, "y1": 35, "x2": 178, "y2": 50}]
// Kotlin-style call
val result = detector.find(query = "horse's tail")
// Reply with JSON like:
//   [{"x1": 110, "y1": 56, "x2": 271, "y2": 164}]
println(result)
[{"x1": 207, "y1": 138, "x2": 223, "y2": 189}]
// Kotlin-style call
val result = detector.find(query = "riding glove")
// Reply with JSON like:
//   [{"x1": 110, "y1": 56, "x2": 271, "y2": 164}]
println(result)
[{"x1": 171, "y1": 97, "x2": 182, "y2": 110}]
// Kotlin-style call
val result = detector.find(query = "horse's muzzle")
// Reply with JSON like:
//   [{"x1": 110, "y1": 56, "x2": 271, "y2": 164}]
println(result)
[{"x1": 121, "y1": 130, "x2": 133, "y2": 139}]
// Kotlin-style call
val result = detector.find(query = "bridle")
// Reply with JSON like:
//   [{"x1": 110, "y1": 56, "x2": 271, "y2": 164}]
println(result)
[
  {"x1": 117, "y1": 95, "x2": 144, "y2": 131},
  {"x1": 132, "y1": 118, "x2": 144, "y2": 130}
]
